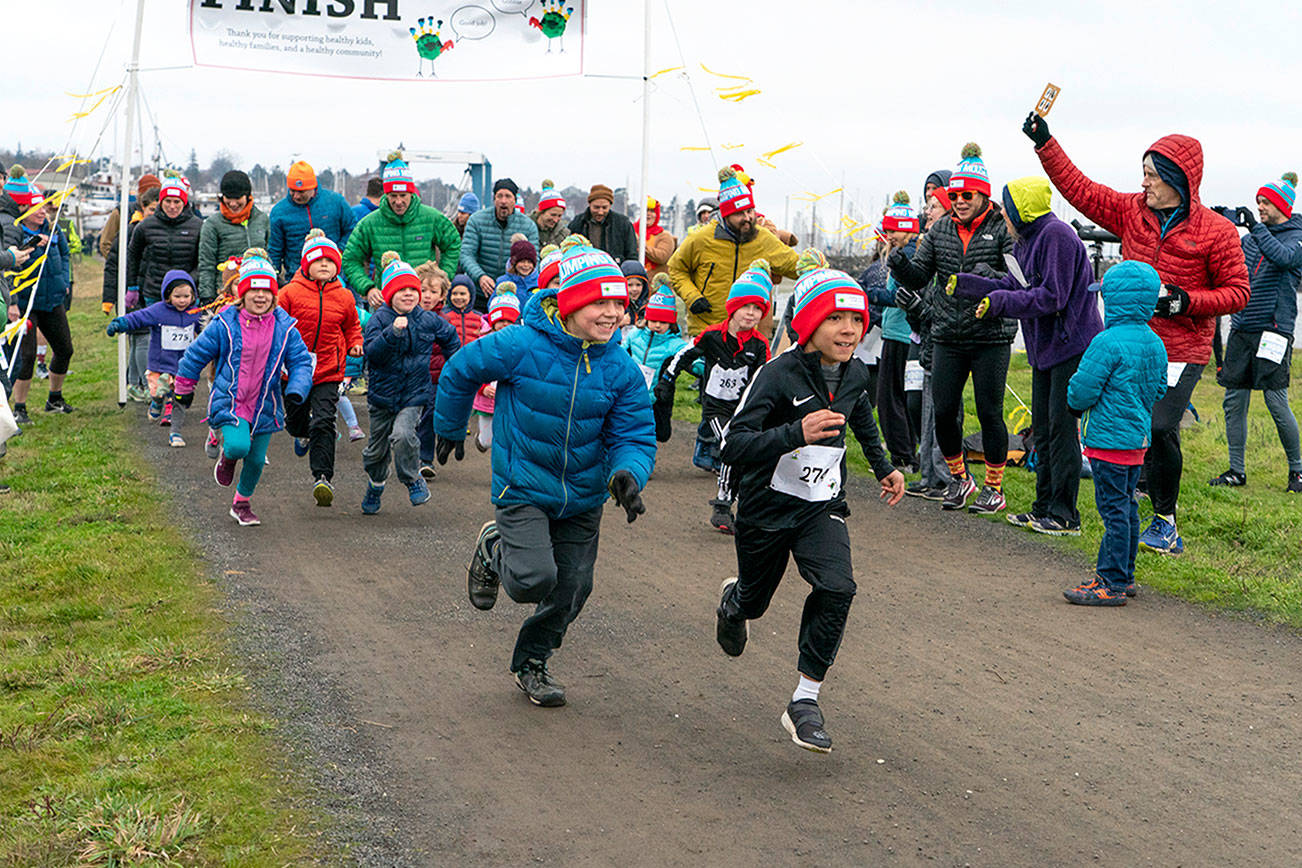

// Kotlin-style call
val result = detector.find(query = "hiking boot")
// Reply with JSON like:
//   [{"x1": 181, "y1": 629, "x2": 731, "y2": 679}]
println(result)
[
  {"x1": 715, "y1": 577, "x2": 748, "y2": 657},
  {"x1": 204, "y1": 430, "x2": 221, "y2": 459},
  {"x1": 1138, "y1": 516, "x2": 1183, "y2": 555},
  {"x1": 709, "y1": 499, "x2": 735, "y2": 535},
  {"x1": 148, "y1": 396, "x2": 165, "y2": 420},
  {"x1": 313, "y1": 477, "x2": 334, "y2": 507},
  {"x1": 1063, "y1": 577, "x2": 1127, "y2": 607},
  {"x1": 781, "y1": 699, "x2": 832, "y2": 753},
  {"x1": 968, "y1": 485, "x2": 1006, "y2": 515},
  {"x1": 229, "y1": 500, "x2": 261, "y2": 527},
  {"x1": 293, "y1": 437, "x2": 309, "y2": 457},
  {"x1": 514, "y1": 659, "x2": 566, "y2": 707},
  {"x1": 1006, "y1": 512, "x2": 1037, "y2": 528},
  {"x1": 168, "y1": 432, "x2": 185, "y2": 448},
  {"x1": 419, "y1": 463, "x2": 438, "y2": 481},
  {"x1": 12, "y1": 404, "x2": 30, "y2": 426},
  {"x1": 407, "y1": 477, "x2": 431, "y2": 506},
  {"x1": 1287, "y1": 471, "x2": 1302, "y2": 494},
  {"x1": 44, "y1": 396, "x2": 74, "y2": 414},
  {"x1": 1029, "y1": 515, "x2": 1081, "y2": 536},
  {"x1": 361, "y1": 480, "x2": 384, "y2": 515},
  {"x1": 127, "y1": 384, "x2": 149, "y2": 403},
  {"x1": 467, "y1": 521, "x2": 500, "y2": 610},
  {"x1": 348, "y1": 425, "x2": 365, "y2": 442},
  {"x1": 940, "y1": 474, "x2": 977, "y2": 511},
  {"x1": 905, "y1": 481, "x2": 946, "y2": 501},
  {"x1": 214, "y1": 455, "x2": 236, "y2": 487},
  {"x1": 1208, "y1": 469, "x2": 1245, "y2": 487}
]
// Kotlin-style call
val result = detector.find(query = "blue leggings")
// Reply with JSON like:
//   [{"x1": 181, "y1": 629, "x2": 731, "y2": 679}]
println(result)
[{"x1": 220, "y1": 419, "x2": 272, "y2": 498}]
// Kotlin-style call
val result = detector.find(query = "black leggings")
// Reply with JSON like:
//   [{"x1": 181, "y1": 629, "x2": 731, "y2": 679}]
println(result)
[
  {"x1": 931, "y1": 342, "x2": 1010, "y2": 465},
  {"x1": 14, "y1": 306, "x2": 74, "y2": 381},
  {"x1": 1143, "y1": 362, "x2": 1203, "y2": 517}
]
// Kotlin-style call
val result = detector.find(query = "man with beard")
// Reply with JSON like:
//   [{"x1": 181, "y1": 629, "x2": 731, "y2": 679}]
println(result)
[
  {"x1": 568, "y1": 183, "x2": 639, "y2": 263},
  {"x1": 668, "y1": 167, "x2": 799, "y2": 337},
  {"x1": 461, "y1": 179, "x2": 539, "y2": 311}
]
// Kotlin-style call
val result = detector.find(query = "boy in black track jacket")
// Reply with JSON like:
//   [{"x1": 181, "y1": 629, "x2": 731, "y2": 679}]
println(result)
[
  {"x1": 716, "y1": 256, "x2": 905, "y2": 753},
  {"x1": 654, "y1": 260, "x2": 772, "y2": 534}
]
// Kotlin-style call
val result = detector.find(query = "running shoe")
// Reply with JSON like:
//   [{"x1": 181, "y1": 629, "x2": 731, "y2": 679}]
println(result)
[
  {"x1": 1208, "y1": 469, "x2": 1246, "y2": 487},
  {"x1": 781, "y1": 699, "x2": 832, "y2": 753},
  {"x1": 148, "y1": 397, "x2": 164, "y2": 420},
  {"x1": 467, "y1": 521, "x2": 500, "y2": 610},
  {"x1": 1063, "y1": 577, "x2": 1127, "y2": 607},
  {"x1": 361, "y1": 480, "x2": 384, "y2": 515},
  {"x1": 214, "y1": 455, "x2": 236, "y2": 487},
  {"x1": 419, "y1": 463, "x2": 438, "y2": 481},
  {"x1": 205, "y1": 430, "x2": 221, "y2": 459},
  {"x1": 229, "y1": 500, "x2": 261, "y2": 527},
  {"x1": 968, "y1": 485, "x2": 1006, "y2": 515},
  {"x1": 1006, "y1": 512, "x2": 1037, "y2": 528},
  {"x1": 1029, "y1": 516, "x2": 1081, "y2": 536},
  {"x1": 313, "y1": 477, "x2": 334, "y2": 507},
  {"x1": 1288, "y1": 471, "x2": 1302, "y2": 494},
  {"x1": 514, "y1": 659, "x2": 566, "y2": 707},
  {"x1": 407, "y1": 477, "x2": 430, "y2": 506},
  {"x1": 940, "y1": 474, "x2": 977, "y2": 511},
  {"x1": 293, "y1": 437, "x2": 309, "y2": 457},
  {"x1": 348, "y1": 425, "x2": 365, "y2": 442},
  {"x1": 0, "y1": 481, "x2": 10, "y2": 495},
  {"x1": 709, "y1": 500, "x2": 735, "y2": 535},
  {"x1": 127, "y1": 384, "x2": 149, "y2": 403},
  {"x1": 12, "y1": 405, "x2": 30, "y2": 426},
  {"x1": 36, "y1": 361, "x2": 49, "y2": 380},
  {"x1": 905, "y1": 481, "x2": 946, "y2": 501},
  {"x1": 44, "y1": 396, "x2": 74, "y2": 414},
  {"x1": 159, "y1": 402, "x2": 172, "y2": 426},
  {"x1": 1138, "y1": 516, "x2": 1183, "y2": 555},
  {"x1": 1121, "y1": 582, "x2": 1138, "y2": 598},
  {"x1": 474, "y1": 437, "x2": 489, "y2": 454},
  {"x1": 715, "y1": 577, "x2": 748, "y2": 657},
  {"x1": 168, "y1": 432, "x2": 185, "y2": 448}
]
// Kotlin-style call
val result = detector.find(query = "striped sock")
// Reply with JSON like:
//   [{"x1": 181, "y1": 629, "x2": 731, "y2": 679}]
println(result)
[
  {"x1": 985, "y1": 462, "x2": 1006, "y2": 490},
  {"x1": 945, "y1": 454, "x2": 967, "y2": 480}
]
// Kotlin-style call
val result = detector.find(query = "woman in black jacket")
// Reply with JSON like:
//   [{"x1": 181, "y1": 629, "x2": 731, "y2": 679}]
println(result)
[{"x1": 126, "y1": 179, "x2": 202, "y2": 307}]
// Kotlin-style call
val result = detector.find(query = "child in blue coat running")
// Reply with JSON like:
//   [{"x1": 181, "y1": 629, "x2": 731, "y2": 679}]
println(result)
[{"x1": 434, "y1": 237, "x2": 656, "y2": 707}]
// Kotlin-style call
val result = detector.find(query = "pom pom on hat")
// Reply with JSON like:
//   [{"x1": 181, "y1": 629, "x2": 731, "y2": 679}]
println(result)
[
  {"x1": 795, "y1": 247, "x2": 829, "y2": 277},
  {"x1": 379, "y1": 250, "x2": 421, "y2": 306},
  {"x1": 1258, "y1": 172, "x2": 1297, "y2": 218},
  {"x1": 789, "y1": 264, "x2": 868, "y2": 346},
  {"x1": 3, "y1": 164, "x2": 36, "y2": 206},
  {"x1": 301, "y1": 226, "x2": 342, "y2": 274},
  {"x1": 892, "y1": 190, "x2": 910, "y2": 205},
  {"x1": 556, "y1": 242, "x2": 627, "y2": 319},
  {"x1": 236, "y1": 249, "x2": 279, "y2": 299},
  {"x1": 949, "y1": 143, "x2": 990, "y2": 197},
  {"x1": 560, "y1": 233, "x2": 590, "y2": 253},
  {"x1": 537, "y1": 180, "x2": 566, "y2": 213},
  {"x1": 882, "y1": 191, "x2": 920, "y2": 233},
  {"x1": 488, "y1": 286, "x2": 522, "y2": 326},
  {"x1": 382, "y1": 154, "x2": 415, "y2": 195},
  {"x1": 717, "y1": 166, "x2": 755, "y2": 218},
  {"x1": 726, "y1": 257, "x2": 773, "y2": 318},
  {"x1": 287, "y1": 160, "x2": 317, "y2": 191}
]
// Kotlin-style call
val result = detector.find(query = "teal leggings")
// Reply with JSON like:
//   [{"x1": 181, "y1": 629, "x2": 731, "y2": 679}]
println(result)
[{"x1": 220, "y1": 419, "x2": 272, "y2": 498}]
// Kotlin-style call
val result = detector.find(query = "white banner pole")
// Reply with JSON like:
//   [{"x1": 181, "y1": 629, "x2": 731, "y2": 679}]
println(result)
[
  {"x1": 636, "y1": 0, "x2": 651, "y2": 268},
  {"x1": 117, "y1": 0, "x2": 146, "y2": 407}
]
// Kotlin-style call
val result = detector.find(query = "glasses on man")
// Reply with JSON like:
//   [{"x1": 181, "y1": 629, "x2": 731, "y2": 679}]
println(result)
[{"x1": 947, "y1": 190, "x2": 978, "y2": 202}]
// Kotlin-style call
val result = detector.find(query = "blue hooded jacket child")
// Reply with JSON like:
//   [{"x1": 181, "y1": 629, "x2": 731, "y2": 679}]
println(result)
[{"x1": 108, "y1": 270, "x2": 205, "y2": 375}]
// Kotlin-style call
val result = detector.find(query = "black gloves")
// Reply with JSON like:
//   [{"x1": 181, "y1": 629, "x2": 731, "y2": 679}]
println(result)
[
  {"x1": 893, "y1": 285, "x2": 923, "y2": 315},
  {"x1": 1154, "y1": 284, "x2": 1190, "y2": 318},
  {"x1": 1022, "y1": 111, "x2": 1051, "y2": 148},
  {"x1": 435, "y1": 435, "x2": 465, "y2": 464},
  {"x1": 172, "y1": 391, "x2": 194, "y2": 409},
  {"x1": 652, "y1": 398, "x2": 672, "y2": 442},
  {"x1": 283, "y1": 392, "x2": 303, "y2": 411},
  {"x1": 689, "y1": 297, "x2": 712, "y2": 316},
  {"x1": 1236, "y1": 206, "x2": 1258, "y2": 229},
  {"x1": 608, "y1": 469, "x2": 645, "y2": 523}
]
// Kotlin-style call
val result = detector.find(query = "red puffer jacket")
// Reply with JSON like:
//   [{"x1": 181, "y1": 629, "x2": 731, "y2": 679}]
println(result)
[
  {"x1": 1036, "y1": 134, "x2": 1249, "y2": 364},
  {"x1": 277, "y1": 271, "x2": 363, "y2": 384}
]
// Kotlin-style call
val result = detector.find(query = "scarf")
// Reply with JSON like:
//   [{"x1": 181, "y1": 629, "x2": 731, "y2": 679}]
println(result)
[{"x1": 221, "y1": 199, "x2": 254, "y2": 225}]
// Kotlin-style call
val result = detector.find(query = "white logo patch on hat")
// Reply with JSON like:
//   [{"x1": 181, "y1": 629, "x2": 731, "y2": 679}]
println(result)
[
  {"x1": 250, "y1": 277, "x2": 272, "y2": 289},
  {"x1": 950, "y1": 179, "x2": 965, "y2": 188},
  {"x1": 834, "y1": 292, "x2": 865, "y2": 311},
  {"x1": 600, "y1": 281, "x2": 628, "y2": 297},
  {"x1": 305, "y1": 248, "x2": 322, "y2": 262}
]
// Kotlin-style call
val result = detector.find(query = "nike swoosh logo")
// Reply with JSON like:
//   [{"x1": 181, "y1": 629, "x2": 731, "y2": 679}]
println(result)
[{"x1": 793, "y1": 395, "x2": 816, "y2": 406}]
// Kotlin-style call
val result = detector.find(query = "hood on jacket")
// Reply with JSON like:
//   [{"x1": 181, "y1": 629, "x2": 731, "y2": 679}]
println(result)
[
  {"x1": 1099, "y1": 260, "x2": 1160, "y2": 327},
  {"x1": 1002, "y1": 176, "x2": 1053, "y2": 230},
  {"x1": 1144, "y1": 134, "x2": 1203, "y2": 211},
  {"x1": 161, "y1": 269, "x2": 196, "y2": 301}
]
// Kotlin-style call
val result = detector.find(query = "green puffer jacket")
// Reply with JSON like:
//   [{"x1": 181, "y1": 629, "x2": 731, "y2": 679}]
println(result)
[
  {"x1": 196, "y1": 207, "x2": 269, "y2": 302},
  {"x1": 342, "y1": 195, "x2": 461, "y2": 298}
]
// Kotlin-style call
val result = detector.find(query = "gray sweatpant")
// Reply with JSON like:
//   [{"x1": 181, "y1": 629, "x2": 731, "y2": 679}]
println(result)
[
  {"x1": 492, "y1": 502, "x2": 603, "y2": 673},
  {"x1": 1224, "y1": 388, "x2": 1302, "y2": 474},
  {"x1": 918, "y1": 371, "x2": 951, "y2": 489},
  {"x1": 362, "y1": 404, "x2": 422, "y2": 485}
]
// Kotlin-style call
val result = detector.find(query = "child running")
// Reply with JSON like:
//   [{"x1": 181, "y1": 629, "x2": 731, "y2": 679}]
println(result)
[
  {"x1": 715, "y1": 253, "x2": 905, "y2": 753},
  {"x1": 443, "y1": 275, "x2": 486, "y2": 347},
  {"x1": 471, "y1": 286, "x2": 521, "y2": 452},
  {"x1": 1063, "y1": 261, "x2": 1167, "y2": 605},
  {"x1": 105, "y1": 269, "x2": 204, "y2": 446},
  {"x1": 654, "y1": 259, "x2": 773, "y2": 534},
  {"x1": 416, "y1": 262, "x2": 450, "y2": 478},
  {"x1": 433, "y1": 236, "x2": 655, "y2": 708},
  {"x1": 361, "y1": 252, "x2": 461, "y2": 514},
  {"x1": 499, "y1": 236, "x2": 539, "y2": 293},
  {"x1": 173, "y1": 250, "x2": 314, "y2": 527},
  {"x1": 278, "y1": 228, "x2": 363, "y2": 507}
]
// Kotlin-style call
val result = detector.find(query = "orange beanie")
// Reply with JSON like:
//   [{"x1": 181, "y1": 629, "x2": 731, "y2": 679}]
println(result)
[{"x1": 287, "y1": 161, "x2": 317, "y2": 192}]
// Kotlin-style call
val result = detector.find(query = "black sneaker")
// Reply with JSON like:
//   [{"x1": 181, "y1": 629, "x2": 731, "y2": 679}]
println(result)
[
  {"x1": 419, "y1": 463, "x2": 437, "y2": 481},
  {"x1": 514, "y1": 659, "x2": 566, "y2": 707},
  {"x1": 781, "y1": 699, "x2": 832, "y2": 753},
  {"x1": 1288, "y1": 471, "x2": 1302, "y2": 494},
  {"x1": 12, "y1": 405, "x2": 30, "y2": 426},
  {"x1": 1006, "y1": 512, "x2": 1037, "y2": 528},
  {"x1": 1028, "y1": 515, "x2": 1081, "y2": 536},
  {"x1": 44, "y1": 396, "x2": 74, "y2": 414},
  {"x1": 1208, "y1": 469, "x2": 1245, "y2": 487},
  {"x1": 467, "y1": 520, "x2": 500, "y2": 610},
  {"x1": 940, "y1": 474, "x2": 977, "y2": 510},
  {"x1": 709, "y1": 500, "x2": 735, "y2": 535},
  {"x1": 715, "y1": 577, "x2": 748, "y2": 657},
  {"x1": 968, "y1": 485, "x2": 1006, "y2": 515},
  {"x1": 905, "y1": 481, "x2": 946, "y2": 501},
  {"x1": 0, "y1": 481, "x2": 10, "y2": 495}
]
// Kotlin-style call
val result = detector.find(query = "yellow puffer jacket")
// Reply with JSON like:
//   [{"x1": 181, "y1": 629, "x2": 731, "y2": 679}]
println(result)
[{"x1": 667, "y1": 220, "x2": 799, "y2": 336}]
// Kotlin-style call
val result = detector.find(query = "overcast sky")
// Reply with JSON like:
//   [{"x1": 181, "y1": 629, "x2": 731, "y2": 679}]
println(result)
[{"x1": 9, "y1": 0, "x2": 1302, "y2": 227}]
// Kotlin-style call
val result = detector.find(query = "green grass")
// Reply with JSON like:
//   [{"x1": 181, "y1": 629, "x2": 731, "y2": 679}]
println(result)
[
  {"x1": 673, "y1": 346, "x2": 1302, "y2": 627},
  {"x1": 1, "y1": 261, "x2": 318, "y2": 865}
]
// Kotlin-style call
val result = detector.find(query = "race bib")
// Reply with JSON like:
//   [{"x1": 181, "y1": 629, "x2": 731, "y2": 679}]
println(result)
[
  {"x1": 705, "y1": 365, "x2": 747, "y2": 401},
  {"x1": 638, "y1": 363, "x2": 656, "y2": 389},
  {"x1": 904, "y1": 359, "x2": 924, "y2": 392},
  {"x1": 769, "y1": 444, "x2": 845, "y2": 502},
  {"x1": 1257, "y1": 331, "x2": 1289, "y2": 365},
  {"x1": 159, "y1": 324, "x2": 194, "y2": 351},
  {"x1": 1166, "y1": 361, "x2": 1186, "y2": 388}
]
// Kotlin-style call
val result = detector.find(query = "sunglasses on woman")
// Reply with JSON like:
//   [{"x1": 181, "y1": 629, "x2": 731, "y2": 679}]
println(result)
[{"x1": 947, "y1": 190, "x2": 979, "y2": 202}]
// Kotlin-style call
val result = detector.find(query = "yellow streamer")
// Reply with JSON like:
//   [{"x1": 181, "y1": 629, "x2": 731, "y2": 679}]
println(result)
[
  {"x1": 4, "y1": 254, "x2": 47, "y2": 282},
  {"x1": 679, "y1": 146, "x2": 711, "y2": 152},
  {"x1": 760, "y1": 142, "x2": 803, "y2": 161},
  {"x1": 699, "y1": 63, "x2": 751, "y2": 81},
  {"x1": 718, "y1": 89, "x2": 761, "y2": 102},
  {"x1": 721, "y1": 143, "x2": 745, "y2": 151},
  {"x1": 649, "y1": 65, "x2": 683, "y2": 79},
  {"x1": 792, "y1": 188, "x2": 843, "y2": 204},
  {"x1": 65, "y1": 85, "x2": 120, "y2": 98},
  {"x1": 15, "y1": 189, "x2": 73, "y2": 224},
  {"x1": 1, "y1": 317, "x2": 28, "y2": 342},
  {"x1": 55, "y1": 157, "x2": 90, "y2": 172},
  {"x1": 67, "y1": 87, "x2": 120, "y2": 121}
]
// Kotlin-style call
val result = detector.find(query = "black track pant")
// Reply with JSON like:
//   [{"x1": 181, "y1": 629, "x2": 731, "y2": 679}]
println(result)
[
  {"x1": 1143, "y1": 362, "x2": 1203, "y2": 517},
  {"x1": 13, "y1": 306, "x2": 73, "y2": 380},
  {"x1": 931, "y1": 342, "x2": 1010, "y2": 466},
  {"x1": 285, "y1": 381, "x2": 340, "y2": 481},
  {"x1": 876, "y1": 338, "x2": 916, "y2": 466},
  {"x1": 728, "y1": 511, "x2": 855, "y2": 681},
  {"x1": 1030, "y1": 354, "x2": 1082, "y2": 526}
]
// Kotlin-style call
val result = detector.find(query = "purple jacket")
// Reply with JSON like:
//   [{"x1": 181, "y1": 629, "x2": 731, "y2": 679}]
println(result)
[
  {"x1": 955, "y1": 213, "x2": 1101, "y2": 370},
  {"x1": 120, "y1": 300, "x2": 206, "y2": 375}
]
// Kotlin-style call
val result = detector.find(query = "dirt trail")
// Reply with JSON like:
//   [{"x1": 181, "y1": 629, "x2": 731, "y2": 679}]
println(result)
[{"x1": 143, "y1": 413, "x2": 1302, "y2": 866}]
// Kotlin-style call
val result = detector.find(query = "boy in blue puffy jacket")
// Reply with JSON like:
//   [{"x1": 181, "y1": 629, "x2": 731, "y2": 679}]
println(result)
[
  {"x1": 1065, "y1": 261, "x2": 1168, "y2": 606},
  {"x1": 434, "y1": 238, "x2": 656, "y2": 708},
  {"x1": 361, "y1": 253, "x2": 461, "y2": 514}
]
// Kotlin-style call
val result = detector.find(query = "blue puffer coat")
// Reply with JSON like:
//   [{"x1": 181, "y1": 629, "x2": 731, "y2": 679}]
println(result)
[
  {"x1": 364, "y1": 305, "x2": 461, "y2": 411},
  {"x1": 177, "y1": 306, "x2": 314, "y2": 436},
  {"x1": 459, "y1": 209, "x2": 540, "y2": 286},
  {"x1": 267, "y1": 188, "x2": 356, "y2": 278},
  {"x1": 1233, "y1": 215, "x2": 1302, "y2": 335},
  {"x1": 435, "y1": 285, "x2": 657, "y2": 519},
  {"x1": 1067, "y1": 261, "x2": 1168, "y2": 451},
  {"x1": 13, "y1": 220, "x2": 70, "y2": 312}
]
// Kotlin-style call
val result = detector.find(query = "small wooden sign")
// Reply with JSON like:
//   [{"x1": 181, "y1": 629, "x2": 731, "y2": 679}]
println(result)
[{"x1": 1035, "y1": 83, "x2": 1061, "y2": 117}]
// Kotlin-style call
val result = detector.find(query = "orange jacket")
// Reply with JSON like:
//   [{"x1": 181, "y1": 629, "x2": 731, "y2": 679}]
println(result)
[{"x1": 277, "y1": 271, "x2": 363, "y2": 384}]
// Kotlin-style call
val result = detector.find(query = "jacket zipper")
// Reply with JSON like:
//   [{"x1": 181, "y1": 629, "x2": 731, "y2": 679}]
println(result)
[{"x1": 558, "y1": 350, "x2": 585, "y2": 513}]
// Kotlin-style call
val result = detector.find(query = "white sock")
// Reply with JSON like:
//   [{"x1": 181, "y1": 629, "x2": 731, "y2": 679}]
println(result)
[{"x1": 792, "y1": 674, "x2": 821, "y2": 704}]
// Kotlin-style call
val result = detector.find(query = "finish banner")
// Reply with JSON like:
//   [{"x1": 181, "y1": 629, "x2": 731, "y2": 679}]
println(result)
[{"x1": 189, "y1": 0, "x2": 585, "y2": 81}]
